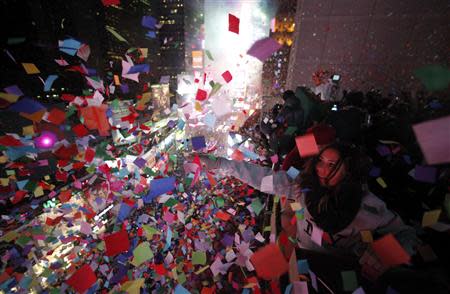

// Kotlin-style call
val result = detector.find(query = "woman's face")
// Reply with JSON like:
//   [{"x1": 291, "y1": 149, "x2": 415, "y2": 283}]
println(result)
[{"x1": 315, "y1": 148, "x2": 346, "y2": 187}]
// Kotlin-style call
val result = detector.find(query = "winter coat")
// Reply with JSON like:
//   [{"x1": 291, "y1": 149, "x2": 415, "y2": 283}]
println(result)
[{"x1": 208, "y1": 157, "x2": 418, "y2": 257}]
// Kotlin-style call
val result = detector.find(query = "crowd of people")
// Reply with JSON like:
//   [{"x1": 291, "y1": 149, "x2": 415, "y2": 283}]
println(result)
[{"x1": 206, "y1": 85, "x2": 450, "y2": 293}]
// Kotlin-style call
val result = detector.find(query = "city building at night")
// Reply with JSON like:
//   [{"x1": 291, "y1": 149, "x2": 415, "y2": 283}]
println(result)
[
  {"x1": 0, "y1": 1, "x2": 449, "y2": 293},
  {"x1": 262, "y1": 0, "x2": 297, "y2": 97}
]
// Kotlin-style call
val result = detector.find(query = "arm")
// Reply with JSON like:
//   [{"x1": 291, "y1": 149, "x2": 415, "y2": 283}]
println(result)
[
  {"x1": 363, "y1": 193, "x2": 420, "y2": 255},
  {"x1": 201, "y1": 156, "x2": 296, "y2": 198}
]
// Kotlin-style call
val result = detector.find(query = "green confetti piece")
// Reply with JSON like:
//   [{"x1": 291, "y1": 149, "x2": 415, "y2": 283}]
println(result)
[
  {"x1": 142, "y1": 225, "x2": 160, "y2": 238},
  {"x1": 341, "y1": 270, "x2": 358, "y2": 291},
  {"x1": 263, "y1": 226, "x2": 271, "y2": 232},
  {"x1": 414, "y1": 65, "x2": 450, "y2": 91},
  {"x1": 215, "y1": 198, "x2": 224, "y2": 208},
  {"x1": 24, "y1": 180, "x2": 37, "y2": 192},
  {"x1": 105, "y1": 26, "x2": 129, "y2": 43},
  {"x1": 131, "y1": 242, "x2": 154, "y2": 267},
  {"x1": 65, "y1": 105, "x2": 76, "y2": 118},
  {"x1": 177, "y1": 272, "x2": 186, "y2": 284},
  {"x1": 15, "y1": 236, "x2": 32, "y2": 247},
  {"x1": 144, "y1": 167, "x2": 156, "y2": 176},
  {"x1": 284, "y1": 126, "x2": 297, "y2": 135},
  {"x1": 41, "y1": 267, "x2": 52, "y2": 278},
  {"x1": 207, "y1": 154, "x2": 217, "y2": 161},
  {"x1": 296, "y1": 211, "x2": 304, "y2": 220},
  {"x1": 82, "y1": 89, "x2": 92, "y2": 96},
  {"x1": 251, "y1": 198, "x2": 264, "y2": 216},
  {"x1": 164, "y1": 198, "x2": 178, "y2": 207},
  {"x1": 86, "y1": 165, "x2": 96, "y2": 174},
  {"x1": 444, "y1": 194, "x2": 450, "y2": 218},
  {"x1": 111, "y1": 99, "x2": 120, "y2": 110},
  {"x1": 45, "y1": 236, "x2": 58, "y2": 244},
  {"x1": 192, "y1": 251, "x2": 207, "y2": 265},
  {"x1": 31, "y1": 226, "x2": 45, "y2": 235},
  {"x1": 205, "y1": 49, "x2": 214, "y2": 61},
  {"x1": 7, "y1": 37, "x2": 26, "y2": 45},
  {"x1": 209, "y1": 82, "x2": 222, "y2": 98}
]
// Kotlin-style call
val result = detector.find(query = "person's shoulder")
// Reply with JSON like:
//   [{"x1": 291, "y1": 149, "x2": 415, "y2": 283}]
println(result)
[{"x1": 360, "y1": 191, "x2": 387, "y2": 215}]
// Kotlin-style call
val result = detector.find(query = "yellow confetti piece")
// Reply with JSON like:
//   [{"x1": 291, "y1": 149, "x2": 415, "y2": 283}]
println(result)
[
  {"x1": 113, "y1": 75, "x2": 121, "y2": 86},
  {"x1": 0, "y1": 156, "x2": 8, "y2": 164},
  {"x1": 194, "y1": 101, "x2": 202, "y2": 112},
  {"x1": 171, "y1": 267, "x2": 178, "y2": 280},
  {"x1": 194, "y1": 265, "x2": 210, "y2": 275},
  {"x1": 22, "y1": 125, "x2": 35, "y2": 136},
  {"x1": 376, "y1": 177, "x2": 387, "y2": 188},
  {"x1": 22, "y1": 63, "x2": 40, "y2": 74},
  {"x1": 1, "y1": 231, "x2": 19, "y2": 242},
  {"x1": 0, "y1": 178, "x2": 9, "y2": 186},
  {"x1": 360, "y1": 230, "x2": 373, "y2": 243},
  {"x1": 290, "y1": 202, "x2": 302, "y2": 211},
  {"x1": 34, "y1": 186, "x2": 44, "y2": 197},
  {"x1": 0, "y1": 92, "x2": 20, "y2": 103},
  {"x1": 139, "y1": 48, "x2": 148, "y2": 58},
  {"x1": 121, "y1": 278, "x2": 145, "y2": 294},
  {"x1": 422, "y1": 209, "x2": 441, "y2": 227}
]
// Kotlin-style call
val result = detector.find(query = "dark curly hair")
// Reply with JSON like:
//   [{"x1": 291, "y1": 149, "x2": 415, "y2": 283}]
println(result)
[{"x1": 297, "y1": 143, "x2": 371, "y2": 234}]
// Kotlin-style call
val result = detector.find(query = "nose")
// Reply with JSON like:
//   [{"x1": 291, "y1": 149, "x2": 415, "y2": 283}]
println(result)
[{"x1": 316, "y1": 162, "x2": 329, "y2": 178}]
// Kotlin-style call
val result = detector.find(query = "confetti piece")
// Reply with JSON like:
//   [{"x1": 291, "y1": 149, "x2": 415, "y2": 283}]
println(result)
[
  {"x1": 131, "y1": 242, "x2": 153, "y2": 266},
  {"x1": 21, "y1": 63, "x2": 40, "y2": 74},
  {"x1": 66, "y1": 264, "x2": 97, "y2": 293},
  {"x1": 414, "y1": 65, "x2": 450, "y2": 91},
  {"x1": 247, "y1": 37, "x2": 282, "y2": 62},
  {"x1": 250, "y1": 244, "x2": 288, "y2": 280},
  {"x1": 221, "y1": 70, "x2": 232, "y2": 83},
  {"x1": 192, "y1": 251, "x2": 207, "y2": 265},
  {"x1": 228, "y1": 13, "x2": 240, "y2": 34},
  {"x1": 422, "y1": 209, "x2": 441, "y2": 227},
  {"x1": 196, "y1": 89, "x2": 208, "y2": 101},
  {"x1": 341, "y1": 270, "x2": 358, "y2": 291},
  {"x1": 0, "y1": 92, "x2": 20, "y2": 103},
  {"x1": 372, "y1": 234, "x2": 410, "y2": 267},
  {"x1": 295, "y1": 133, "x2": 319, "y2": 158},
  {"x1": 104, "y1": 230, "x2": 130, "y2": 256},
  {"x1": 191, "y1": 136, "x2": 206, "y2": 150},
  {"x1": 412, "y1": 116, "x2": 450, "y2": 165},
  {"x1": 360, "y1": 230, "x2": 373, "y2": 243}
]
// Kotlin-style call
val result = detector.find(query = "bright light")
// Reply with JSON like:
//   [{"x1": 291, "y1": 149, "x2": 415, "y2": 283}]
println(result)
[{"x1": 35, "y1": 132, "x2": 57, "y2": 149}]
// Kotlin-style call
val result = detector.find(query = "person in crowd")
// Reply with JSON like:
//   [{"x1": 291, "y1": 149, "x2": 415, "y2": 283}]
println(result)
[
  {"x1": 325, "y1": 91, "x2": 367, "y2": 144},
  {"x1": 295, "y1": 86, "x2": 327, "y2": 129},
  {"x1": 260, "y1": 90, "x2": 305, "y2": 156},
  {"x1": 188, "y1": 141, "x2": 424, "y2": 291},
  {"x1": 281, "y1": 123, "x2": 336, "y2": 171}
]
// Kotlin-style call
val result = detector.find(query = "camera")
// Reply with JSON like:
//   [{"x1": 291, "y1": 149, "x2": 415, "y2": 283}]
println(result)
[{"x1": 332, "y1": 74, "x2": 340, "y2": 82}]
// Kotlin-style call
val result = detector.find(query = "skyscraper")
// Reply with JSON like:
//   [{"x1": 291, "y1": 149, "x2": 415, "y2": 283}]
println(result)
[
  {"x1": 262, "y1": 0, "x2": 297, "y2": 96},
  {"x1": 184, "y1": 0, "x2": 205, "y2": 73},
  {"x1": 157, "y1": 0, "x2": 186, "y2": 89}
]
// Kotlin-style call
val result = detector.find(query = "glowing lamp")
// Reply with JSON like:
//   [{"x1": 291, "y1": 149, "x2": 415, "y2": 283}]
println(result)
[{"x1": 35, "y1": 132, "x2": 56, "y2": 149}]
